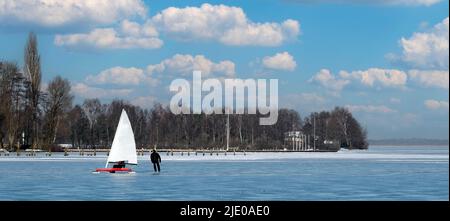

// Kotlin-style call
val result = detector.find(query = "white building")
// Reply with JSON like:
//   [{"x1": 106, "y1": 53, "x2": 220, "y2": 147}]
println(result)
[{"x1": 284, "y1": 131, "x2": 309, "y2": 151}]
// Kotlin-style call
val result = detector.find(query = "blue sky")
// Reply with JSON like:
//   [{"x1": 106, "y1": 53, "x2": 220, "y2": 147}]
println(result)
[{"x1": 0, "y1": 0, "x2": 448, "y2": 139}]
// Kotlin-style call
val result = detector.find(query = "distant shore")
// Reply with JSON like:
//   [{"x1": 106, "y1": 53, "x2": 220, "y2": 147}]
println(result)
[
  {"x1": 0, "y1": 148, "x2": 341, "y2": 156},
  {"x1": 3, "y1": 143, "x2": 449, "y2": 156}
]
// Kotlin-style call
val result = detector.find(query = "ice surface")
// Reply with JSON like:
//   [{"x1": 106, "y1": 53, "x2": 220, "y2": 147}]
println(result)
[{"x1": 0, "y1": 146, "x2": 448, "y2": 200}]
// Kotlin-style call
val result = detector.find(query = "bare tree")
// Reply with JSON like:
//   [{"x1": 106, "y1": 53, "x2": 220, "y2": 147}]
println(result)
[
  {"x1": 24, "y1": 32, "x2": 42, "y2": 150},
  {"x1": 42, "y1": 76, "x2": 73, "y2": 149},
  {"x1": 0, "y1": 114, "x2": 4, "y2": 149},
  {"x1": 57, "y1": 100, "x2": 368, "y2": 150},
  {"x1": 67, "y1": 105, "x2": 90, "y2": 148},
  {"x1": 0, "y1": 62, "x2": 27, "y2": 152},
  {"x1": 331, "y1": 107, "x2": 351, "y2": 147},
  {"x1": 82, "y1": 99, "x2": 102, "y2": 148},
  {"x1": 0, "y1": 61, "x2": 6, "y2": 149}
]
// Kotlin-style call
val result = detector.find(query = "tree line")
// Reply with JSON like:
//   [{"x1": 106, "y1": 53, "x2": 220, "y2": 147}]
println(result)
[
  {"x1": 0, "y1": 33, "x2": 368, "y2": 152},
  {"x1": 1, "y1": 33, "x2": 73, "y2": 152}
]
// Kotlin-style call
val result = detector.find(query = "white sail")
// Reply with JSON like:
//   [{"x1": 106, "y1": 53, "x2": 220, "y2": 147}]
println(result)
[{"x1": 106, "y1": 109, "x2": 137, "y2": 166}]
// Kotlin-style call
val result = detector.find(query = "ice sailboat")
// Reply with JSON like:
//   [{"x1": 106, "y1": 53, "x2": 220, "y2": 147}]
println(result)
[{"x1": 95, "y1": 109, "x2": 137, "y2": 173}]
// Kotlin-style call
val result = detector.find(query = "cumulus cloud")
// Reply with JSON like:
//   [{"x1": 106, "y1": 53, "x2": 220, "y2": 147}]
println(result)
[
  {"x1": 262, "y1": 52, "x2": 297, "y2": 71},
  {"x1": 310, "y1": 68, "x2": 409, "y2": 94},
  {"x1": 424, "y1": 99, "x2": 449, "y2": 110},
  {"x1": 399, "y1": 17, "x2": 449, "y2": 69},
  {"x1": 309, "y1": 69, "x2": 350, "y2": 93},
  {"x1": 119, "y1": 19, "x2": 159, "y2": 37},
  {"x1": 54, "y1": 20, "x2": 163, "y2": 50},
  {"x1": 151, "y1": 3, "x2": 300, "y2": 46},
  {"x1": 85, "y1": 66, "x2": 159, "y2": 86},
  {"x1": 53, "y1": 3, "x2": 300, "y2": 49},
  {"x1": 345, "y1": 105, "x2": 397, "y2": 113},
  {"x1": 340, "y1": 68, "x2": 408, "y2": 88},
  {"x1": 0, "y1": 0, "x2": 147, "y2": 27},
  {"x1": 289, "y1": 0, "x2": 442, "y2": 6},
  {"x1": 81, "y1": 54, "x2": 232, "y2": 97},
  {"x1": 408, "y1": 69, "x2": 449, "y2": 89},
  {"x1": 146, "y1": 54, "x2": 236, "y2": 77},
  {"x1": 72, "y1": 83, "x2": 133, "y2": 99}
]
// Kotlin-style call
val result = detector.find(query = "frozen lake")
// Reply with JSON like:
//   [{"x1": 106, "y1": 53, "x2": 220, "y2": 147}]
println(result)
[{"x1": 0, "y1": 146, "x2": 448, "y2": 200}]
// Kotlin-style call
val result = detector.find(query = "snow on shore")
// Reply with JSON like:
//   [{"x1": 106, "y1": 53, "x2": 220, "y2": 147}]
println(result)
[{"x1": 0, "y1": 147, "x2": 447, "y2": 163}]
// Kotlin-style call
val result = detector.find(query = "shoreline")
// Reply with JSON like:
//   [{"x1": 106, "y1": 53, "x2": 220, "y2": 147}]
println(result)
[
  {"x1": 0, "y1": 148, "x2": 340, "y2": 155},
  {"x1": 2, "y1": 144, "x2": 449, "y2": 155}
]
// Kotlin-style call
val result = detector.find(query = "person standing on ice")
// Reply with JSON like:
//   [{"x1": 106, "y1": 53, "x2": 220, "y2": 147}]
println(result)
[{"x1": 150, "y1": 149, "x2": 161, "y2": 172}]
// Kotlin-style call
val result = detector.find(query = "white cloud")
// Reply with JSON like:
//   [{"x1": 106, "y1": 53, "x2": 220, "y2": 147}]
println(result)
[
  {"x1": 81, "y1": 54, "x2": 232, "y2": 96},
  {"x1": 345, "y1": 105, "x2": 397, "y2": 113},
  {"x1": 340, "y1": 68, "x2": 408, "y2": 88},
  {"x1": 0, "y1": 0, "x2": 147, "y2": 27},
  {"x1": 131, "y1": 96, "x2": 157, "y2": 109},
  {"x1": 309, "y1": 69, "x2": 350, "y2": 93},
  {"x1": 262, "y1": 52, "x2": 297, "y2": 71},
  {"x1": 120, "y1": 19, "x2": 159, "y2": 37},
  {"x1": 310, "y1": 68, "x2": 408, "y2": 94},
  {"x1": 151, "y1": 3, "x2": 300, "y2": 46},
  {"x1": 54, "y1": 21, "x2": 163, "y2": 50},
  {"x1": 53, "y1": 3, "x2": 300, "y2": 49},
  {"x1": 220, "y1": 19, "x2": 300, "y2": 46},
  {"x1": 85, "y1": 66, "x2": 159, "y2": 86},
  {"x1": 72, "y1": 83, "x2": 133, "y2": 99},
  {"x1": 146, "y1": 54, "x2": 235, "y2": 77},
  {"x1": 290, "y1": 0, "x2": 442, "y2": 6},
  {"x1": 399, "y1": 17, "x2": 449, "y2": 69},
  {"x1": 424, "y1": 99, "x2": 449, "y2": 110},
  {"x1": 408, "y1": 69, "x2": 449, "y2": 89}
]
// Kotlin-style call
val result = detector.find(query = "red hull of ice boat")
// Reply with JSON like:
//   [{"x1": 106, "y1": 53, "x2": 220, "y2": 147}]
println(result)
[{"x1": 95, "y1": 168, "x2": 132, "y2": 173}]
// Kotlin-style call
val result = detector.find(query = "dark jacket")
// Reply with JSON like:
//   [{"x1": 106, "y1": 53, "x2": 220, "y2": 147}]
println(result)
[
  {"x1": 113, "y1": 161, "x2": 126, "y2": 168},
  {"x1": 150, "y1": 152, "x2": 161, "y2": 163}
]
